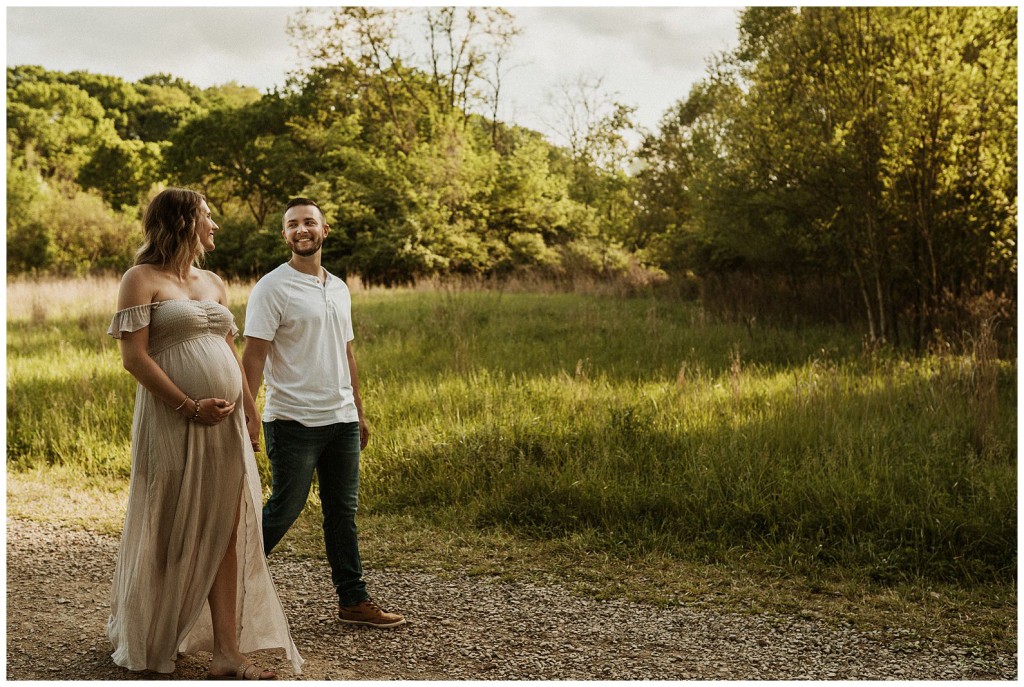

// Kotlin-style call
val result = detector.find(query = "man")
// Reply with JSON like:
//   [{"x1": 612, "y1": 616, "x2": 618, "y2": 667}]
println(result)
[{"x1": 242, "y1": 197, "x2": 405, "y2": 628}]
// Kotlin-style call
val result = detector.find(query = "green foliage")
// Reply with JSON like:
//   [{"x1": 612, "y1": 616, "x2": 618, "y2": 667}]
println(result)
[
  {"x1": 164, "y1": 93, "x2": 307, "y2": 229},
  {"x1": 16, "y1": 186, "x2": 142, "y2": 276},
  {"x1": 60, "y1": 70, "x2": 145, "y2": 140},
  {"x1": 488, "y1": 130, "x2": 577, "y2": 240},
  {"x1": 202, "y1": 81, "x2": 262, "y2": 110},
  {"x1": 6, "y1": 153, "x2": 54, "y2": 271},
  {"x1": 4, "y1": 45, "x2": 644, "y2": 287},
  {"x1": 133, "y1": 73, "x2": 208, "y2": 141},
  {"x1": 7, "y1": 282, "x2": 1016, "y2": 583},
  {"x1": 203, "y1": 213, "x2": 290, "y2": 277},
  {"x1": 638, "y1": 7, "x2": 1017, "y2": 346},
  {"x1": 78, "y1": 138, "x2": 165, "y2": 209},
  {"x1": 279, "y1": 60, "x2": 631, "y2": 284},
  {"x1": 506, "y1": 232, "x2": 560, "y2": 268},
  {"x1": 6, "y1": 75, "x2": 117, "y2": 181},
  {"x1": 6, "y1": 7, "x2": 1016, "y2": 348}
]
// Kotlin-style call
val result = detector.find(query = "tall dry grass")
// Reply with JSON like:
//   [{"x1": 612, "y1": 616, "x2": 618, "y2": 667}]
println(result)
[{"x1": 6, "y1": 273, "x2": 260, "y2": 323}]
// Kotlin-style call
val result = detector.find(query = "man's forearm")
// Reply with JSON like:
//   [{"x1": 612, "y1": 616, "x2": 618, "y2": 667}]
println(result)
[
  {"x1": 347, "y1": 345, "x2": 364, "y2": 420},
  {"x1": 241, "y1": 341, "x2": 270, "y2": 411}
]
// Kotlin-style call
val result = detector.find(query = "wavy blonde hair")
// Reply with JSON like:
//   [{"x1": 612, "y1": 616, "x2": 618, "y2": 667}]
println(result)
[{"x1": 134, "y1": 187, "x2": 206, "y2": 278}]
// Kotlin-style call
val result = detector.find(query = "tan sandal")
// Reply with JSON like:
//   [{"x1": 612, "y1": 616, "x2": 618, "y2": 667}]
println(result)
[{"x1": 207, "y1": 660, "x2": 277, "y2": 680}]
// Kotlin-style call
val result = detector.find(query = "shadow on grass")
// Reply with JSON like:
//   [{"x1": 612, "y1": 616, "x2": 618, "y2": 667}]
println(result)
[{"x1": 360, "y1": 375, "x2": 1016, "y2": 585}]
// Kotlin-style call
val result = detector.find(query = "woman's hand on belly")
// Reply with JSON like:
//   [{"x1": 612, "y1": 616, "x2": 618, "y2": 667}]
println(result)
[{"x1": 185, "y1": 397, "x2": 236, "y2": 425}]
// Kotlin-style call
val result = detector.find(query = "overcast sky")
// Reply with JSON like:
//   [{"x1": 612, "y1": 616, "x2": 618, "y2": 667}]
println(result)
[{"x1": 6, "y1": 5, "x2": 741, "y2": 146}]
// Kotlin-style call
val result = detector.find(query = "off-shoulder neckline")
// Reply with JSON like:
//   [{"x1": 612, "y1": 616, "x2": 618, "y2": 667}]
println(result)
[{"x1": 113, "y1": 299, "x2": 225, "y2": 313}]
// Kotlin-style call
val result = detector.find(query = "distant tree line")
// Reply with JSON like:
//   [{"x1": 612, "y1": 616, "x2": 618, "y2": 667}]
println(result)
[
  {"x1": 7, "y1": 7, "x2": 1015, "y2": 345},
  {"x1": 636, "y1": 7, "x2": 1016, "y2": 347}
]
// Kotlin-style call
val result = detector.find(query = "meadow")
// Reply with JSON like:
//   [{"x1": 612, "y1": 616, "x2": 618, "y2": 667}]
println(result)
[{"x1": 6, "y1": 275, "x2": 1017, "y2": 645}]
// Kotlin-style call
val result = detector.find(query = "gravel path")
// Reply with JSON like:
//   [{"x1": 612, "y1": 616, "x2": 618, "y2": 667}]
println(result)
[{"x1": 6, "y1": 517, "x2": 1016, "y2": 680}]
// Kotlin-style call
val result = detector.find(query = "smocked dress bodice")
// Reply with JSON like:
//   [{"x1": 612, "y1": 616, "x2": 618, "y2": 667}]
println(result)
[{"x1": 108, "y1": 299, "x2": 238, "y2": 354}]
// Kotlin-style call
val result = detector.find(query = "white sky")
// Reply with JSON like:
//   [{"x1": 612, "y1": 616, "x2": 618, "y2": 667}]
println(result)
[{"x1": 5, "y1": 5, "x2": 741, "y2": 146}]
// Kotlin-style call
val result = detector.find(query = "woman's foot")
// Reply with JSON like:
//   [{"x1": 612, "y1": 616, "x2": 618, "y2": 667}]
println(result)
[{"x1": 208, "y1": 655, "x2": 277, "y2": 680}]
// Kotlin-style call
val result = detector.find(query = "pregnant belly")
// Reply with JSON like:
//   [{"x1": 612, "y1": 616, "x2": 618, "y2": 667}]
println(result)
[{"x1": 155, "y1": 336, "x2": 242, "y2": 402}]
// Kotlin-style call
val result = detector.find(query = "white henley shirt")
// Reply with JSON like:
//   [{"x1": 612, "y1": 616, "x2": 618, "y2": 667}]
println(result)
[{"x1": 244, "y1": 263, "x2": 359, "y2": 426}]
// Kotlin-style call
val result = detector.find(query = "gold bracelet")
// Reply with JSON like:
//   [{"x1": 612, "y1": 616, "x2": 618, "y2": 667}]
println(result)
[{"x1": 174, "y1": 396, "x2": 191, "y2": 412}]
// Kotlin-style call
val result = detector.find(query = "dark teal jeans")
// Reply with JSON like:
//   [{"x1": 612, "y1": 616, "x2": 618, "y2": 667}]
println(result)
[{"x1": 262, "y1": 419, "x2": 368, "y2": 606}]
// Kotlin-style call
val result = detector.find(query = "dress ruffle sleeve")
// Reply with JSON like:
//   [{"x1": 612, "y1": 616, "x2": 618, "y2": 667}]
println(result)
[{"x1": 108, "y1": 303, "x2": 157, "y2": 339}]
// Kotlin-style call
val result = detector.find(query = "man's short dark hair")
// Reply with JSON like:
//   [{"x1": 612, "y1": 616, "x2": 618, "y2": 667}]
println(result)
[{"x1": 285, "y1": 197, "x2": 325, "y2": 223}]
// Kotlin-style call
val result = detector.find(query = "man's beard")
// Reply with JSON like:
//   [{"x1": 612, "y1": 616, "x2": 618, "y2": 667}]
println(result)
[{"x1": 289, "y1": 237, "x2": 322, "y2": 256}]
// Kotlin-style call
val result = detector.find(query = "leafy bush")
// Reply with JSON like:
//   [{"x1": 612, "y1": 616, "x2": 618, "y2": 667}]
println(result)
[{"x1": 7, "y1": 178, "x2": 140, "y2": 275}]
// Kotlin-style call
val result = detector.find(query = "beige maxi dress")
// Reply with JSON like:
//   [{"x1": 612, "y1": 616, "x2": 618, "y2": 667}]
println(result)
[{"x1": 106, "y1": 299, "x2": 302, "y2": 675}]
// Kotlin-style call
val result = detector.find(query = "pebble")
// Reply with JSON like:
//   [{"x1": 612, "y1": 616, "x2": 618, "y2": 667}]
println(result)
[{"x1": 5, "y1": 517, "x2": 1018, "y2": 681}]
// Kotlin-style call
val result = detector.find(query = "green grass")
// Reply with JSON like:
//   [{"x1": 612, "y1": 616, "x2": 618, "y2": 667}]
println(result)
[{"x1": 7, "y1": 278, "x2": 1017, "y2": 646}]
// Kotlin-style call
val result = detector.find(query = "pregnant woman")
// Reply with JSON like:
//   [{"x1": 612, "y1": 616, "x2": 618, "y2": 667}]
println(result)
[{"x1": 106, "y1": 187, "x2": 302, "y2": 679}]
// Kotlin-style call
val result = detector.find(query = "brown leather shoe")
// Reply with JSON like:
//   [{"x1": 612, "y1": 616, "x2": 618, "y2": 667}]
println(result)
[{"x1": 338, "y1": 598, "x2": 406, "y2": 628}]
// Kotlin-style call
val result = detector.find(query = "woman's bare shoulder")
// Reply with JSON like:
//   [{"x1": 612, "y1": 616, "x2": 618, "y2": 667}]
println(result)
[{"x1": 117, "y1": 265, "x2": 161, "y2": 309}]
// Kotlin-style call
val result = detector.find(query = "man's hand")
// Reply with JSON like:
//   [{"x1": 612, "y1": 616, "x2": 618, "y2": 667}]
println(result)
[
  {"x1": 246, "y1": 413, "x2": 262, "y2": 452},
  {"x1": 359, "y1": 418, "x2": 371, "y2": 450}
]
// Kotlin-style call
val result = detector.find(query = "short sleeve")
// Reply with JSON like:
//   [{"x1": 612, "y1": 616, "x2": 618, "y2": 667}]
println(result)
[
  {"x1": 107, "y1": 303, "x2": 157, "y2": 339},
  {"x1": 341, "y1": 284, "x2": 354, "y2": 343},
  {"x1": 243, "y1": 276, "x2": 282, "y2": 341}
]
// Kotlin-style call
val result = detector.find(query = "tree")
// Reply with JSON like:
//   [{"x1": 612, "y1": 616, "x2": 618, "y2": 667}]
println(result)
[
  {"x1": 289, "y1": 6, "x2": 522, "y2": 146},
  {"x1": 203, "y1": 81, "x2": 263, "y2": 110},
  {"x1": 133, "y1": 74, "x2": 207, "y2": 141},
  {"x1": 4, "y1": 20, "x2": 662, "y2": 287},
  {"x1": 635, "y1": 76, "x2": 739, "y2": 271},
  {"x1": 79, "y1": 138, "x2": 165, "y2": 209},
  {"x1": 546, "y1": 74, "x2": 639, "y2": 251},
  {"x1": 638, "y1": 6, "x2": 1017, "y2": 342},
  {"x1": 164, "y1": 94, "x2": 306, "y2": 231},
  {"x1": 61, "y1": 71, "x2": 145, "y2": 140},
  {"x1": 6, "y1": 77, "x2": 117, "y2": 181},
  {"x1": 478, "y1": 9, "x2": 522, "y2": 151},
  {"x1": 882, "y1": 7, "x2": 1017, "y2": 343},
  {"x1": 7, "y1": 146, "x2": 53, "y2": 272}
]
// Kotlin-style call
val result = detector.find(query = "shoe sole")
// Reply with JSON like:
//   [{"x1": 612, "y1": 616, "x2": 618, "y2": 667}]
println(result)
[{"x1": 338, "y1": 617, "x2": 407, "y2": 628}]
